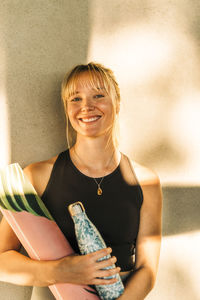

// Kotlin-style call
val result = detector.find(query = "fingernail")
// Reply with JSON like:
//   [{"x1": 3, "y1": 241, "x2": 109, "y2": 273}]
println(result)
[{"x1": 108, "y1": 247, "x2": 112, "y2": 253}]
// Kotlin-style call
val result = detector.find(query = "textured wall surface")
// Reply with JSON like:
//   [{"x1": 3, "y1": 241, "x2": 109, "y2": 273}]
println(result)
[
  {"x1": 0, "y1": 1, "x2": 200, "y2": 299},
  {"x1": 0, "y1": 0, "x2": 91, "y2": 168},
  {"x1": 87, "y1": 0, "x2": 200, "y2": 185},
  {"x1": 146, "y1": 186, "x2": 200, "y2": 300}
]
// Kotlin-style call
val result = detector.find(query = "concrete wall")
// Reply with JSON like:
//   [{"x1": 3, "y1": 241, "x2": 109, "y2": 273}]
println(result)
[
  {"x1": 0, "y1": 1, "x2": 200, "y2": 299},
  {"x1": 146, "y1": 186, "x2": 200, "y2": 300}
]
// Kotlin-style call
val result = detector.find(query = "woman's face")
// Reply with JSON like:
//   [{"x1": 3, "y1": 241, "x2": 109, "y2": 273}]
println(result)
[{"x1": 66, "y1": 72, "x2": 115, "y2": 139}]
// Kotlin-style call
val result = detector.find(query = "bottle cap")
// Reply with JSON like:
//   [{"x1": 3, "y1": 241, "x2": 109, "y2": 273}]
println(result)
[{"x1": 68, "y1": 201, "x2": 85, "y2": 216}]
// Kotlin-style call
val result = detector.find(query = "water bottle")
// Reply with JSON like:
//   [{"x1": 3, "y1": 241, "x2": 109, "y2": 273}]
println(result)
[{"x1": 68, "y1": 201, "x2": 124, "y2": 300}]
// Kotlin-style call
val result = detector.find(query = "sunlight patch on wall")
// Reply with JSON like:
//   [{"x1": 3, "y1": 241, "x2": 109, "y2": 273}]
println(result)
[
  {"x1": 147, "y1": 231, "x2": 200, "y2": 300},
  {"x1": 88, "y1": 25, "x2": 173, "y2": 85},
  {"x1": 163, "y1": 92, "x2": 200, "y2": 185},
  {"x1": 87, "y1": 23, "x2": 200, "y2": 185}
]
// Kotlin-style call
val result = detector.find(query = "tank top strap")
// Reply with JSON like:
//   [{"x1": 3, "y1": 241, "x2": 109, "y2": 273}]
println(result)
[
  {"x1": 41, "y1": 149, "x2": 68, "y2": 199},
  {"x1": 52, "y1": 149, "x2": 69, "y2": 172},
  {"x1": 120, "y1": 153, "x2": 140, "y2": 186}
]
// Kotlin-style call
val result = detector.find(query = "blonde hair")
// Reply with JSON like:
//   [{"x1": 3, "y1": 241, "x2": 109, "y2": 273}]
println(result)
[{"x1": 61, "y1": 62, "x2": 120, "y2": 149}]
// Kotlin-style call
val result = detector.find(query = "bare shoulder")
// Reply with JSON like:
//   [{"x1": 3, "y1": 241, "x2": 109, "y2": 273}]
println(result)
[
  {"x1": 131, "y1": 160, "x2": 160, "y2": 186},
  {"x1": 23, "y1": 154, "x2": 58, "y2": 196}
]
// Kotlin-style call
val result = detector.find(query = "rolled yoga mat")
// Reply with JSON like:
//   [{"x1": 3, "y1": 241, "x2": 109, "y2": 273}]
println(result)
[{"x1": 0, "y1": 163, "x2": 99, "y2": 300}]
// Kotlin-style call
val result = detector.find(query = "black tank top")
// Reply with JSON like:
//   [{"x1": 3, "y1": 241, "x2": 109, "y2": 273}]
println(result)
[{"x1": 41, "y1": 149, "x2": 143, "y2": 271}]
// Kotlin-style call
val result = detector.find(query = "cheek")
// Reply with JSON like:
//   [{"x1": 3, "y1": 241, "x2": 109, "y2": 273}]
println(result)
[
  {"x1": 99, "y1": 101, "x2": 113, "y2": 112},
  {"x1": 101, "y1": 103, "x2": 115, "y2": 119},
  {"x1": 67, "y1": 106, "x2": 77, "y2": 119}
]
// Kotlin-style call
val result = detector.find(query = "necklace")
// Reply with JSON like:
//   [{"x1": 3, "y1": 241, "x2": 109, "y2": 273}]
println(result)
[{"x1": 72, "y1": 147, "x2": 116, "y2": 196}]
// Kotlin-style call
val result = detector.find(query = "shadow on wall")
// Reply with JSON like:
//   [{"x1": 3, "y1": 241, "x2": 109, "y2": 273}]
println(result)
[
  {"x1": 0, "y1": 1, "x2": 91, "y2": 299},
  {"x1": 2, "y1": 1, "x2": 91, "y2": 166},
  {"x1": 162, "y1": 185, "x2": 200, "y2": 236}
]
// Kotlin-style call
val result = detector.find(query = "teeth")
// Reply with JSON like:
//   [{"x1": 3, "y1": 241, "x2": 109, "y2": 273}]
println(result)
[{"x1": 81, "y1": 116, "x2": 100, "y2": 123}]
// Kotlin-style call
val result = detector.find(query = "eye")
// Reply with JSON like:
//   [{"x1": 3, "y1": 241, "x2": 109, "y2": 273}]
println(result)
[
  {"x1": 94, "y1": 94, "x2": 105, "y2": 99},
  {"x1": 71, "y1": 97, "x2": 81, "y2": 102}
]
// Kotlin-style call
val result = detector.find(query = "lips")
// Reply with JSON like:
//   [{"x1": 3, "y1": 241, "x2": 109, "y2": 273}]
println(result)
[{"x1": 78, "y1": 115, "x2": 102, "y2": 123}]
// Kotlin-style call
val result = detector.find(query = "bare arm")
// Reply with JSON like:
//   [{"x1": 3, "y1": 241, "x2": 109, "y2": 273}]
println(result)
[
  {"x1": 118, "y1": 168, "x2": 162, "y2": 300},
  {"x1": 0, "y1": 217, "x2": 54, "y2": 286},
  {"x1": 0, "y1": 161, "x2": 120, "y2": 287},
  {"x1": 0, "y1": 219, "x2": 119, "y2": 287},
  {"x1": 0, "y1": 162, "x2": 54, "y2": 286}
]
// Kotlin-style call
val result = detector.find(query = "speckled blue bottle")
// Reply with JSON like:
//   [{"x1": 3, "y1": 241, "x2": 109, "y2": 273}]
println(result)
[{"x1": 68, "y1": 201, "x2": 124, "y2": 300}]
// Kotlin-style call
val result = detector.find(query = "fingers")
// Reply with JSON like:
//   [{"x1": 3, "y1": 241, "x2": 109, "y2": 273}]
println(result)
[
  {"x1": 92, "y1": 274, "x2": 119, "y2": 285},
  {"x1": 96, "y1": 255, "x2": 117, "y2": 269},
  {"x1": 89, "y1": 247, "x2": 112, "y2": 262},
  {"x1": 97, "y1": 266, "x2": 121, "y2": 279},
  {"x1": 56, "y1": 249, "x2": 121, "y2": 286},
  {"x1": 88, "y1": 249, "x2": 120, "y2": 275},
  {"x1": 94, "y1": 254, "x2": 121, "y2": 282}
]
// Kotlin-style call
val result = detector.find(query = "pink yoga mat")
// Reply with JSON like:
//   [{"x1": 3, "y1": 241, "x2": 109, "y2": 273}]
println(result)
[{"x1": 0, "y1": 163, "x2": 99, "y2": 300}]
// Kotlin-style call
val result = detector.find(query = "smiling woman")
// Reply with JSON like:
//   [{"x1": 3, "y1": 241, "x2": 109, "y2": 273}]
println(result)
[
  {"x1": 0, "y1": 62, "x2": 162, "y2": 300},
  {"x1": 61, "y1": 63, "x2": 120, "y2": 150}
]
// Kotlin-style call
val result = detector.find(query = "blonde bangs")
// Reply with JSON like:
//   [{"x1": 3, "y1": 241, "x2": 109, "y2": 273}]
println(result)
[{"x1": 62, "y1": 64, "x2": 116, "y2": 104}]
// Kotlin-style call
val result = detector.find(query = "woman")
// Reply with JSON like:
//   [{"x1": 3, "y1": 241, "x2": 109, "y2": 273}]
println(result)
[{"x1": 0, "y1": 62, "x2": 162, "y2": 299}]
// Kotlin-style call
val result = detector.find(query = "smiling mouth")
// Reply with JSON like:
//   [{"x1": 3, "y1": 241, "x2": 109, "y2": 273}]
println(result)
[{"x1": 79, "y1": 116, "x2": 101, "y2": 123}]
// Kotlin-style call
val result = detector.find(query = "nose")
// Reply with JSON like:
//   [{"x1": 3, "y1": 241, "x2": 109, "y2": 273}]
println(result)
[{"x1": 80, "y1": 97, "x2": 95, "y2": 112}]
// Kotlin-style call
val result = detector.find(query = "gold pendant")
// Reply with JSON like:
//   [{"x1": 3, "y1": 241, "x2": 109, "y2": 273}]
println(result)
[{"x1": 97, "y1": 187, "x2": 102, "y2": 195}]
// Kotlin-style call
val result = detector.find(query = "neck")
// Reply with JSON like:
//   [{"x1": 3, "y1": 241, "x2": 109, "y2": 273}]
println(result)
[{"x1": 70, "y1": 136, "x2": 120, "y2": 172}]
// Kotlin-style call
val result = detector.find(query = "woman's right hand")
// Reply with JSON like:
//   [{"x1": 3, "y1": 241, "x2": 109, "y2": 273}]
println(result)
[{"x1": 53, "y1": 247, "x2": 121, "y2": 286}]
